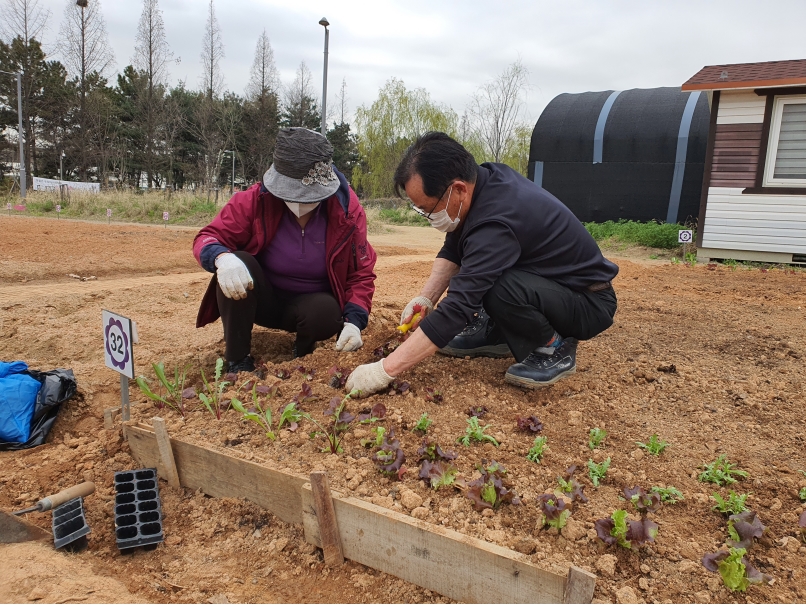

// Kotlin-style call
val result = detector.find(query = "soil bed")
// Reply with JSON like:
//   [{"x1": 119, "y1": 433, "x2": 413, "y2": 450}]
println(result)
[{"x1": 1, "y1": 215, "x2": 805, "y2": 604}]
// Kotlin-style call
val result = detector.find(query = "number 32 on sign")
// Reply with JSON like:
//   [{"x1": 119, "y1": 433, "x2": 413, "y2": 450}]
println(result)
[{"x1": 103, "y1": 310, "x2": 134, "y2": 379}]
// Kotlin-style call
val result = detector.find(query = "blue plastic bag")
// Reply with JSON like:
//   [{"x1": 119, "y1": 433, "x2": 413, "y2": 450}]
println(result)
[{"x1": 0, "y1": 361, "x2": 43, "y2": 443}]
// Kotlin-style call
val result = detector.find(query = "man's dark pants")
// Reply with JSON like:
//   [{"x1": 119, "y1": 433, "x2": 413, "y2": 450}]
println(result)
[
  {"x1": 216, "y1": 252, "x2": 342, "y2": 361},
  {"x1": 482, "y1": 269, "x2": 617, "y2": 362}
]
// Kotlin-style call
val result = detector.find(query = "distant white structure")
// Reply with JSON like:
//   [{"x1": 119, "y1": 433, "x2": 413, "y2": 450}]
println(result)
[{"x1": 33, "y1": 177, "x2": 100, "y2": 193}]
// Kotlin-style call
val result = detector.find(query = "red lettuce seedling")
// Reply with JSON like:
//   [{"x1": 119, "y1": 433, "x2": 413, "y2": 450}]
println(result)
[
  {"x1": 386, "y1": 380, "x2": 410, "y2": 396},
  {"x1": 295, "y1": 365, "x2": 315, "y2": 381},
  {"x1": 516, "y1": 415, "x2": 543, "y2": 433},
  {"x1": 556, "y1": 465, "x2": 588, "y2": 503},
  {"x1": 417, "y1": 436, "x2": 457, "y2": 462},
  {"x1": 371, "y1": 428, "x2": 407, "y2": 480},
  {"x1": 356, "y1": 402, "x2": 387, "y2": 423},
  {"x1": 701, "y1": 548, "x2": 772, "y2": 592},
  {"x1": 273, "y1": 368, "x2": 292, "y2": 380},
  {"x1": 328, "y1": 366, "x2": 351, "y2": 388},
  {"x1": 373, "y1": 338, "x2": 401, "y2": 359},
  {"x1": 727, "y1": 510, "x2": 766, "y2": 549},
  {"x1": 624, "y1": 486, "x2": 662, "y2": 516},
  {"x1": 456, "y1": 460, "x2": 520, "y2": 511},
  {"x1": 595, "y1": 509, "x2": 658, "y2": 549},
  {"x1": 538, "y1": 494, "x2": 571, "y2": 530},
  {"x1": 419, "y1": 460, "x2": 459, "y2": 490},
  {"x1": 466, "y1": 405, "x2": 489, "y2": 418},
  {"x1": 799, "y1": 511, "x2": 806, "y2": 543},
  {"x1": 292, "y1": 383, "x2": 316, "y2": 405},
  {"x1": 256, "y1": 383, "x2": 280, "y2": 398},
  {"x1": 424, "y1": 388, "x2": 443, "y2": 404}
]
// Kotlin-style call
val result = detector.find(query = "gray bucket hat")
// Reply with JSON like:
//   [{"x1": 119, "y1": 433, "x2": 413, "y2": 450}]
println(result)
[{"x1": 263, "y1": 127, "x2": 340, "y2": 203}]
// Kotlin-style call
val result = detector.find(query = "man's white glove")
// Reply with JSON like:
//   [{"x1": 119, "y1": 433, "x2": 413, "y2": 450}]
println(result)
[
  {"x1": 400, "y1": 296, "x2": 434, "y2": 325},
  {"x1": 335, "y1": 323, "x2": 363, "y2": 352},
  {"x1": 345, "y1": 360, "x2": 394, "y2": 397},
  {"x1": 215, "y1": 253, "x2": 253, "y2": 300}
]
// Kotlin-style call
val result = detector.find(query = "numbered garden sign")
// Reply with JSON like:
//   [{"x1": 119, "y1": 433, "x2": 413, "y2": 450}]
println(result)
[{"x1": 103, "y1": 310, "x2": 135, "y2": 420}]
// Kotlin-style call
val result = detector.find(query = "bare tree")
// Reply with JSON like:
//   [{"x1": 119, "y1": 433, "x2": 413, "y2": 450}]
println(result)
[
  {"x1": 468, "y1": 60, "x2": 528, "y2": 162},
  {"x1": 335, "y1": 77, "x2": 348, "y2": 124},
  {"x1": 133, "y1": 0, "x2": 172, "y2": 187},
  {"x1": 200, "y1": 0, "x2": 224, "y2": 100},
  {"x1": 0, "y1": 0, "x2": 50, "y2": 44},
  {"x1": 281, "y1": 61, "x2": 319, "y2": 129},
  {"x1": 58, "y1": 0, "x2": 115, "y2": 179},
  {"x1": 245, "y1": 29, "x2": 278, "y2": 102}
]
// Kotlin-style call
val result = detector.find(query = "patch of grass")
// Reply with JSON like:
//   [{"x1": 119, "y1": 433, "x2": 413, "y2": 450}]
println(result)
[
  {"x1": 3, "y1": 189, "x2": 221, "y2": 226},
  {"x1": 377, "y1": 206, "x2": 430, "y2": 226},
  {"x1": 584, "y1": 219, "x2": 692, "y2": 250}
]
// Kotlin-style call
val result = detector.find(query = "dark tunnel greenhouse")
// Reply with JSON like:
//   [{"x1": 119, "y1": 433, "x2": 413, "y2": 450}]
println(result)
[{"x1": 527, "y1": 87, "x2": 711, "y2": 224}]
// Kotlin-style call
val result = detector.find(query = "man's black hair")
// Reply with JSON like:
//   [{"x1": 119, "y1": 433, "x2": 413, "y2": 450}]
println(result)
[{"x1": 393, "y1": 132, "x2": 478, "y2": 199}]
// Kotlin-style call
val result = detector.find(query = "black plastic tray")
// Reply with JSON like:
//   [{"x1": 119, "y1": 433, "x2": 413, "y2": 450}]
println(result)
[
  {"x1": 52, "y1": 497, "x2": 91, "y2": 550},
  {"x1": 113, "y1": 468, "x2": 164, "y2": 550}
]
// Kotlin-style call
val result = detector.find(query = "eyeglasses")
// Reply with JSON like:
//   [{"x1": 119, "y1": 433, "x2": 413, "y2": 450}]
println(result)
[{"x1": 409, "y1": 182, "x2": 453, "y2": 219}]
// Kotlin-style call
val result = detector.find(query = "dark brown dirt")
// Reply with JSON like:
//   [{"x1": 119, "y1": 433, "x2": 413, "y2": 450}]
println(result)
[{"x1": 1, "y1": 215, "x2": 805, "y2": 604}]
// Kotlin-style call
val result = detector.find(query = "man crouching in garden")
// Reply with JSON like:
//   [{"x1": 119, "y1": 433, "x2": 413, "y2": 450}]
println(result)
[{"x1": 347, "y1": 131, "x2": 618, "y2": 395}]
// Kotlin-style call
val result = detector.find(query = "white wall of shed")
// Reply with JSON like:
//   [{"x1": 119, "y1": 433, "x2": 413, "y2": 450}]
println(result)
[
  {"x1": 702, "y1": 186, "x2": 806, "y2": 254},
  {"x1": 716, "y1": 91, "x2": 765, "y2": 124}
]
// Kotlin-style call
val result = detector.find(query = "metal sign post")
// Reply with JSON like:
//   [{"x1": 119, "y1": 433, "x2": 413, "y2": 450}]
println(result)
[
  {"x1": 163, "y1": 211, "x2": 169, "y2": 228},
  {"x1": 678, "y1": 229, "x2": 693, "y2": 261},
  {"x1": 103, "y1": 310, "x2": 135, "y2": 421},
  {"x1": 106, "y1": 208, "x2": 112, "y2": 224},
  {"x1": 56, "y1": 204, "x2": 61, "y2": 219}
]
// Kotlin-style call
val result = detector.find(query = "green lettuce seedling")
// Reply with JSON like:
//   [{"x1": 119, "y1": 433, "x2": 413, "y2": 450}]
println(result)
[
  {"x1": 526, "y1": 436, "x2": 547, "y2": 463},
  {"x1": 701, "y1": 547, "x2": 772, "y2": 592},
  {"x1": 230, "y1": 383, "x2": 278, "y2": 440},
  {"x1": 588, "y1": 427, "x2": 607, "y2": 450},
  {"x1": 699, "y1": 455, "x2": 748, "y2": 486},
  {"x1": 712, "y1": 491, "x2": 749, "y2": 516},
  {"x1": 412, "y1": 413, "x2": 433, "y2": 433},
  {"x1": 199, "y1": 358, "x2": 231, "y2": 420},
  {"x1": 636, "y1": 434, "x2": 669, "y2": 455},
  {"x1": 651, "y1": 485, "x2": 684, "y2": 504},
  {"x1": 135, "y1": 361, "x2": 193, "y2": 417},
  {"x1": 457, "y1": 417, "x2": 499, "y2": 447},
  {"x1": 587, "y1": 457, "x2": 611, "y2": 487}
]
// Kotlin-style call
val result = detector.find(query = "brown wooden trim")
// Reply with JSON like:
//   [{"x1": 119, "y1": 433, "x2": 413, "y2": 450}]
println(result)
[
  {"x1": 696, "y1": 90, "x2": 719, "y2": 248},
  {"x1": 754, "y1": 95, "x2": 776, "y2": 189},
  {"x1": 682, "y1": 77, "x2": 806, "y2": 92},
  {"x1": 742, "y1": 186, "x2": 806, "y2": 195},
  {"x1": 754, "y1": 86, "x2": 806, "y2": 96}
]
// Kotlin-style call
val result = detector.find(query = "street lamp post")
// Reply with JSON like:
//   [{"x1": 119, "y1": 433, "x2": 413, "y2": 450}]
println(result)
[
  {"x1": 60, "y1": 150, "x2": 65, "y2": 181},
  {"x1": 319, "y1": 17, "x2": 329, "y2": 137},
  {"x1": 0, "y1": 69, "x2": 26, "y2": 198}
]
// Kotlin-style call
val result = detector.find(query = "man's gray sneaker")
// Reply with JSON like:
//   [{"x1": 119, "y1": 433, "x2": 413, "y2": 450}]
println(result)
[
  {"x1": 504, "y1": 338, "x2": 577, "y2": 388},
  {"x1": 439, "y1": 308, "x2": 511, "y2": 358}
]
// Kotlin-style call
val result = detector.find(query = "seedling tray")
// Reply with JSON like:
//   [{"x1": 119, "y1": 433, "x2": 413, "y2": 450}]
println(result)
[
  {"x1": 52, "y1": 497, "x2": 91, "y2": 550},
  {"x1": 114, "y1": 468, "x2": 164, "y2": 551}
]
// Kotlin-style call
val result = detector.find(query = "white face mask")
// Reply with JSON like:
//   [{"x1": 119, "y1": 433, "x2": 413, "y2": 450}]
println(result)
[
  {"x1": 426, "y1": 186, "x2": 462, "y2": 233},
  {"x1": 284, "y1": 201, "x2": 320, "y2": 218}
]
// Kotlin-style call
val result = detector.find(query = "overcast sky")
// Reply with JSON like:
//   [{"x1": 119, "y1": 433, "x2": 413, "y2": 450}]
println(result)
[{"x1": 32, "y1": 0, "x2": 806, "y2": 125}]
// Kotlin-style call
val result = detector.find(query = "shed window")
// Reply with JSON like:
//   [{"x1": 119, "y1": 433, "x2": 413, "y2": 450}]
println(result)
[{"x1": 764, "y1": 95, "x2": 806, "y2": 186}]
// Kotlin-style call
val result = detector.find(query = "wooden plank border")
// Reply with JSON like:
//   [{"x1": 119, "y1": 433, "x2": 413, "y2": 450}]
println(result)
[{"x1": 125, "y1": 423, "x2": 595, "y2": 603}]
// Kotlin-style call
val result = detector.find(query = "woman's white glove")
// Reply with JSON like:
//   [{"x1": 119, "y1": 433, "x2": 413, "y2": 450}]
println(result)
[
  {"x1": 335, "y1": 323, "x2": 363, "y2": 352},
  {"x1": 345, "y1": 360, "x2": 394, "y2": 397},
  {"x1": 400, "y1": 296, "x2": 433, "y2": 325},
  {"x1": 215, "y1": 253, "x2": 253, "y2": 300}
]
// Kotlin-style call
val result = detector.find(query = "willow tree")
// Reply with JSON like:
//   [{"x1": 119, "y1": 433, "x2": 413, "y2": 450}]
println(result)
[{"x1": 353, "y1": 78, "x2": 457, "y2": 199}]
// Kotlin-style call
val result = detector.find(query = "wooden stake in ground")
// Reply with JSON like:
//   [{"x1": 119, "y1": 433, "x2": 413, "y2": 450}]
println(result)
[
  {"x1": 563, "y1": 566, "x2": 597, "y2": 604},
  {"x1": 309, "y1": 471, "x2": 344, "y2": 566},
  {"x1": 152, "y1": 417, "x2": 181, "y2": 489}
]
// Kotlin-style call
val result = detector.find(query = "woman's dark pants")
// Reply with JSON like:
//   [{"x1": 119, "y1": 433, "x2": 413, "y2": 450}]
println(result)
[{"x1": 215, "y1": 252, "x2": 342, "y2": 361}]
